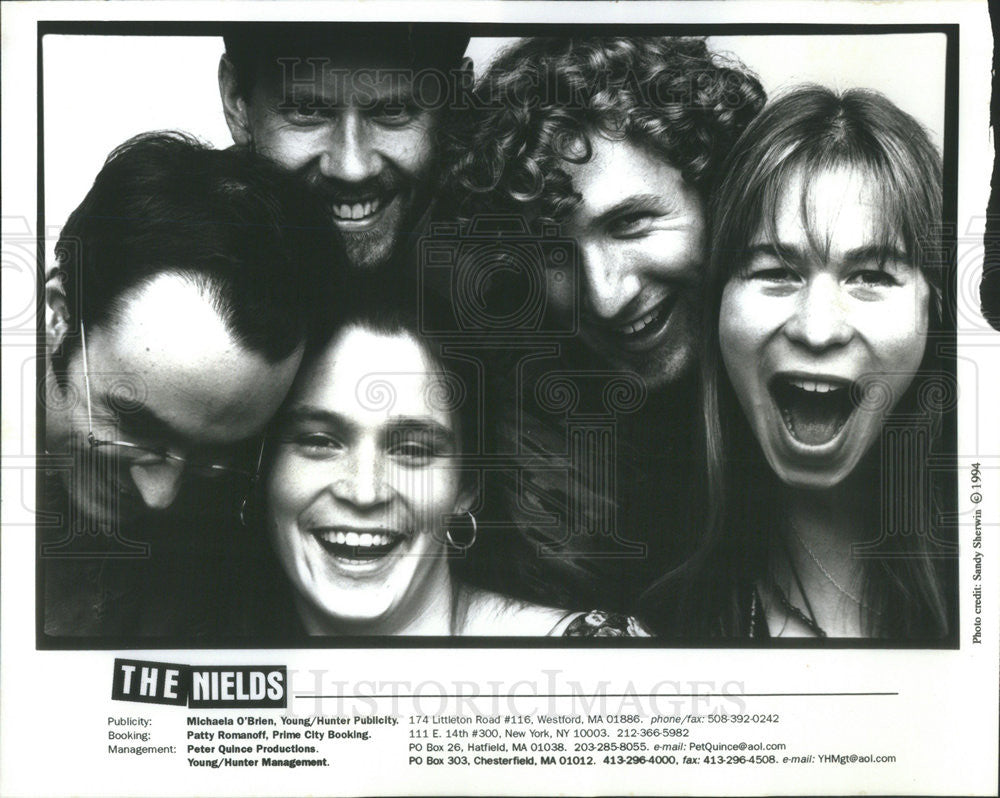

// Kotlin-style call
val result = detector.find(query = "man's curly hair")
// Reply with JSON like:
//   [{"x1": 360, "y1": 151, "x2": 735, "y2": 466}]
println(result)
[{"x1": 439, "y1": 36, "x2": 766, "y2": 225}]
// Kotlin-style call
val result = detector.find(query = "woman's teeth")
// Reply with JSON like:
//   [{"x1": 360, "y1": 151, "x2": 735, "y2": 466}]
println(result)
[
  {"x1": 771, "y1": 377, "x2": 853, "y2": 446},
  {"x1": 787, "y1": 378, "x2": 841, "y2": 393},
  {"x1": 318, "y1": 530, "x2": 394, "y2": 548},
  {"x1": 331, "y1": 197, "x2": 382, "y2": 221}
]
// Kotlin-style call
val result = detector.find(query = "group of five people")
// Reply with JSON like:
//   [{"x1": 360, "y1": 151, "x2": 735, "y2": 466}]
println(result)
[{"x1": 42, "y1": 28, "x2": 955, "y2": 640}]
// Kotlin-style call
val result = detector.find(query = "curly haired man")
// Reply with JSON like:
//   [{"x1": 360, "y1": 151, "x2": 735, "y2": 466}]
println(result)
[
  {"x1": 443, "y1": 36, "x2": 764, "y2": 388},
  {"x1": 438, "y1": 37, "x2": 766, "y2": 619}
]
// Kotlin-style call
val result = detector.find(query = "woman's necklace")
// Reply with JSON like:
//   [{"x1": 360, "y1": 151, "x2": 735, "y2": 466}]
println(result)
[
  {"x1": 790, "y1": 527, "x2": 881, "y2": 615},
  {"x1": 760, "y1": 535, "x2": 828, "y2": 638},
  {"x1": 767, "y1": 579, "x2": 828, "y2": 638}
]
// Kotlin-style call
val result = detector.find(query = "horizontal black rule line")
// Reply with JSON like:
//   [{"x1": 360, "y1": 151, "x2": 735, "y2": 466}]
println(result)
[{"x1": 293, "y1": 692, "x2": 899, "y2": 699}]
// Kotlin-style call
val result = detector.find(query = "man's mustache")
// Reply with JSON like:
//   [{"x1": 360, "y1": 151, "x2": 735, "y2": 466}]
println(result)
[{"x1": 304, "y1": 170, "x2": 404, "y2": 204}]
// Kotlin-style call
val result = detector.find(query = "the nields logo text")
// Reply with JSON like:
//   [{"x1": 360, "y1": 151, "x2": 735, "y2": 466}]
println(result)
[{"x1": 111, "y1": 658, "x2": 286, "y2": 708}]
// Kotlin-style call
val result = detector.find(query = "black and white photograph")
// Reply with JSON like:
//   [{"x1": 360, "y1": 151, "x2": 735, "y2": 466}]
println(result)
[
  {"x1": 1, "y1": 2, "x2": 996, "y2": 796},
  {"x1": 35, "y1": 23, "x2": 957, "y2": 644}
]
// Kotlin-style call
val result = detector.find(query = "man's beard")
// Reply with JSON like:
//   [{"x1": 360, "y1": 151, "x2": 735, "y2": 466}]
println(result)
[
  {"x1": 341, "y1": 225, "x2": 398, "y2": 271},
  {"x1": 304, "y1": 166, "x2": 428, "y2": 271}
]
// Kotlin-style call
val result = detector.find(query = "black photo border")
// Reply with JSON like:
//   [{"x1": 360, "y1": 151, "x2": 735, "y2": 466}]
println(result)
[{"x1": 34, "y1": 19, "x2": 961, "y2": 651}]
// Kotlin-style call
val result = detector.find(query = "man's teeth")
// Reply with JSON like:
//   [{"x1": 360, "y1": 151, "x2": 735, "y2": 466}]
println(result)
[
  {"x1": 788, "y1": 379, "x2": 843, "y2": 393},
  {"x1": 332, "y1": 197, "x2": 382, "y2": 221},
  {"x1": 319, "y1": 530, "x2": 394, "y2": 548},
  {"x1": 617, "y1": 307, "x2": 659, "y2": 335}
]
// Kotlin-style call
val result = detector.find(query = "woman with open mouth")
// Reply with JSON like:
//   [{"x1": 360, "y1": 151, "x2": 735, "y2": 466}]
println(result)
[
  {"x1": 242, "y1": 281, "x2": 650, "y2": 638},
  {"x1": 656, "y1": 86, "x2": 955, "y2": 639}
]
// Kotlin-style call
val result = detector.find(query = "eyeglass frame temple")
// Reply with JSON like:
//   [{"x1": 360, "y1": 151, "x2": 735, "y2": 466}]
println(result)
[
  {"x1": 80, "y1": 318, "x2": 97, "y2": 444},
  {"x1": 239, "y1": 436, "x2": 268, "y2": 526}
]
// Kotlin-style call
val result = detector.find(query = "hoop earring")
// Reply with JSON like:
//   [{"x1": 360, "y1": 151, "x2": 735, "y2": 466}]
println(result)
[
  {"x1": 240, "y1": 494, "x2": 250, "y2": 529},
  {"x1": 239, "y1": 438, "x2": 267, "y2": 528},
  {"x1": 446, "y1": 511, "x2": 478, "y2": 550},
  {"x1": 239, "y1": 474, "x2": 262, "y2": 528}
]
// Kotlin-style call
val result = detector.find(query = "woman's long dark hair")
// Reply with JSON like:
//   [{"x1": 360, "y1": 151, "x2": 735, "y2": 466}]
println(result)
[{"x1": 649, "y1": 87, "x2": 956, "y2": 639}]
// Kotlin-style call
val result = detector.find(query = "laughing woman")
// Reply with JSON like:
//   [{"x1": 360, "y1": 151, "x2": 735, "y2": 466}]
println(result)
[
  {"x1": 245, "y1": 283, "x2": 650, "y2": 638},
  {"x1": 661, "y1": 87, "x2": 956, "y2": 639}
]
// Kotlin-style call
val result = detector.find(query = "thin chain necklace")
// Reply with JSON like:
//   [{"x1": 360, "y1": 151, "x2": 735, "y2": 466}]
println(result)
[
  {"x1": 759, "y1": 535, "x2": 828, "y2": 638},
  {"x1": 790, "y1": 527, "x2": 882, "y2": 615},
  {"x1": 767, "y1": 579, "x2": 827, "y2": 638}
]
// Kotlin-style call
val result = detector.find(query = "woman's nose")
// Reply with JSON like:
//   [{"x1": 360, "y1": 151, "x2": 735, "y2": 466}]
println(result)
[
  {"x1": 783, "y1": 275, "x2": 854, "y2": 351},
  {"x1": 330, "y1": 445, "x2": 388, "y2": 508}
]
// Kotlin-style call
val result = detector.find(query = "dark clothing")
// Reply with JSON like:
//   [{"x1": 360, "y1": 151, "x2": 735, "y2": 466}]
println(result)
[
  {"x1": 39, "y1": 472, "x2": 270, "y2": 641},
  {"x1": 456, "y1": 334, "x2": 702, "y2": 621}
]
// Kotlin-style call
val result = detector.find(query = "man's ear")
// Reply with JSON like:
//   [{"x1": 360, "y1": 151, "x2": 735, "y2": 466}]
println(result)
[
  {"x1": 45, "y1": 269, "x2": 70, "y2": 353},
  {"x1": 219, "y1": 54, "x2": 253, "y2": 147}
]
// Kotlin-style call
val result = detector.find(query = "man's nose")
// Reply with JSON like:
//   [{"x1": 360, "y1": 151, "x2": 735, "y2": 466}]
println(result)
[
  {"x1": 784, "y1": 275, "x2": 854, "y2": 351},
  {"x1": 317, "y1": 112, "x2": 380, "y2": 184},
  {"x1": 330, "y1": 445, "x2": 388, "y2": 508},
  {"x1": 580, "y1": 242, "x2": 641, "y2": 321},
  {"x1": 129, "y1": 460, "x2": 185, "y2": 511}
]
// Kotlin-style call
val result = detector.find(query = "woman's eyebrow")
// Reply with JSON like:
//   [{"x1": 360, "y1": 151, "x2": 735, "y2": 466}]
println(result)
[
  {"x1": 745, "y1": 241, "x2": 808, "y2": 265},
  {"x1": 383, "y1": 419, "x2": 457, "y2": 451},
  {"x1": 276, "y1": 409, "x2": 455, "y2": 445},
  {"x1": 278, "y1": 405, "x2": 352, "y2": 430},
  {"x1": 745, "y1": 241, "x2": 907, "y2": 268},
  {"x1": 842, "y1": 243, "x2": 909, "y2": 266},
  {"x1": 385, "y1": 418, "x2": 454, "y2": 438}
]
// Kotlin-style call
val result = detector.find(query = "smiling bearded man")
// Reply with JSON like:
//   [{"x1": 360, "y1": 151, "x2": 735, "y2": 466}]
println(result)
[{"x1": 219, "y1": 23, "x2": 471, "y2": 274}]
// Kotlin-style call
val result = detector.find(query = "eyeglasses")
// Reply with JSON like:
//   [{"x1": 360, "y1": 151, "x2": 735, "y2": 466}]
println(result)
[{"x1": 79, "y1": 319, "x2": 265, "y2": 481}]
